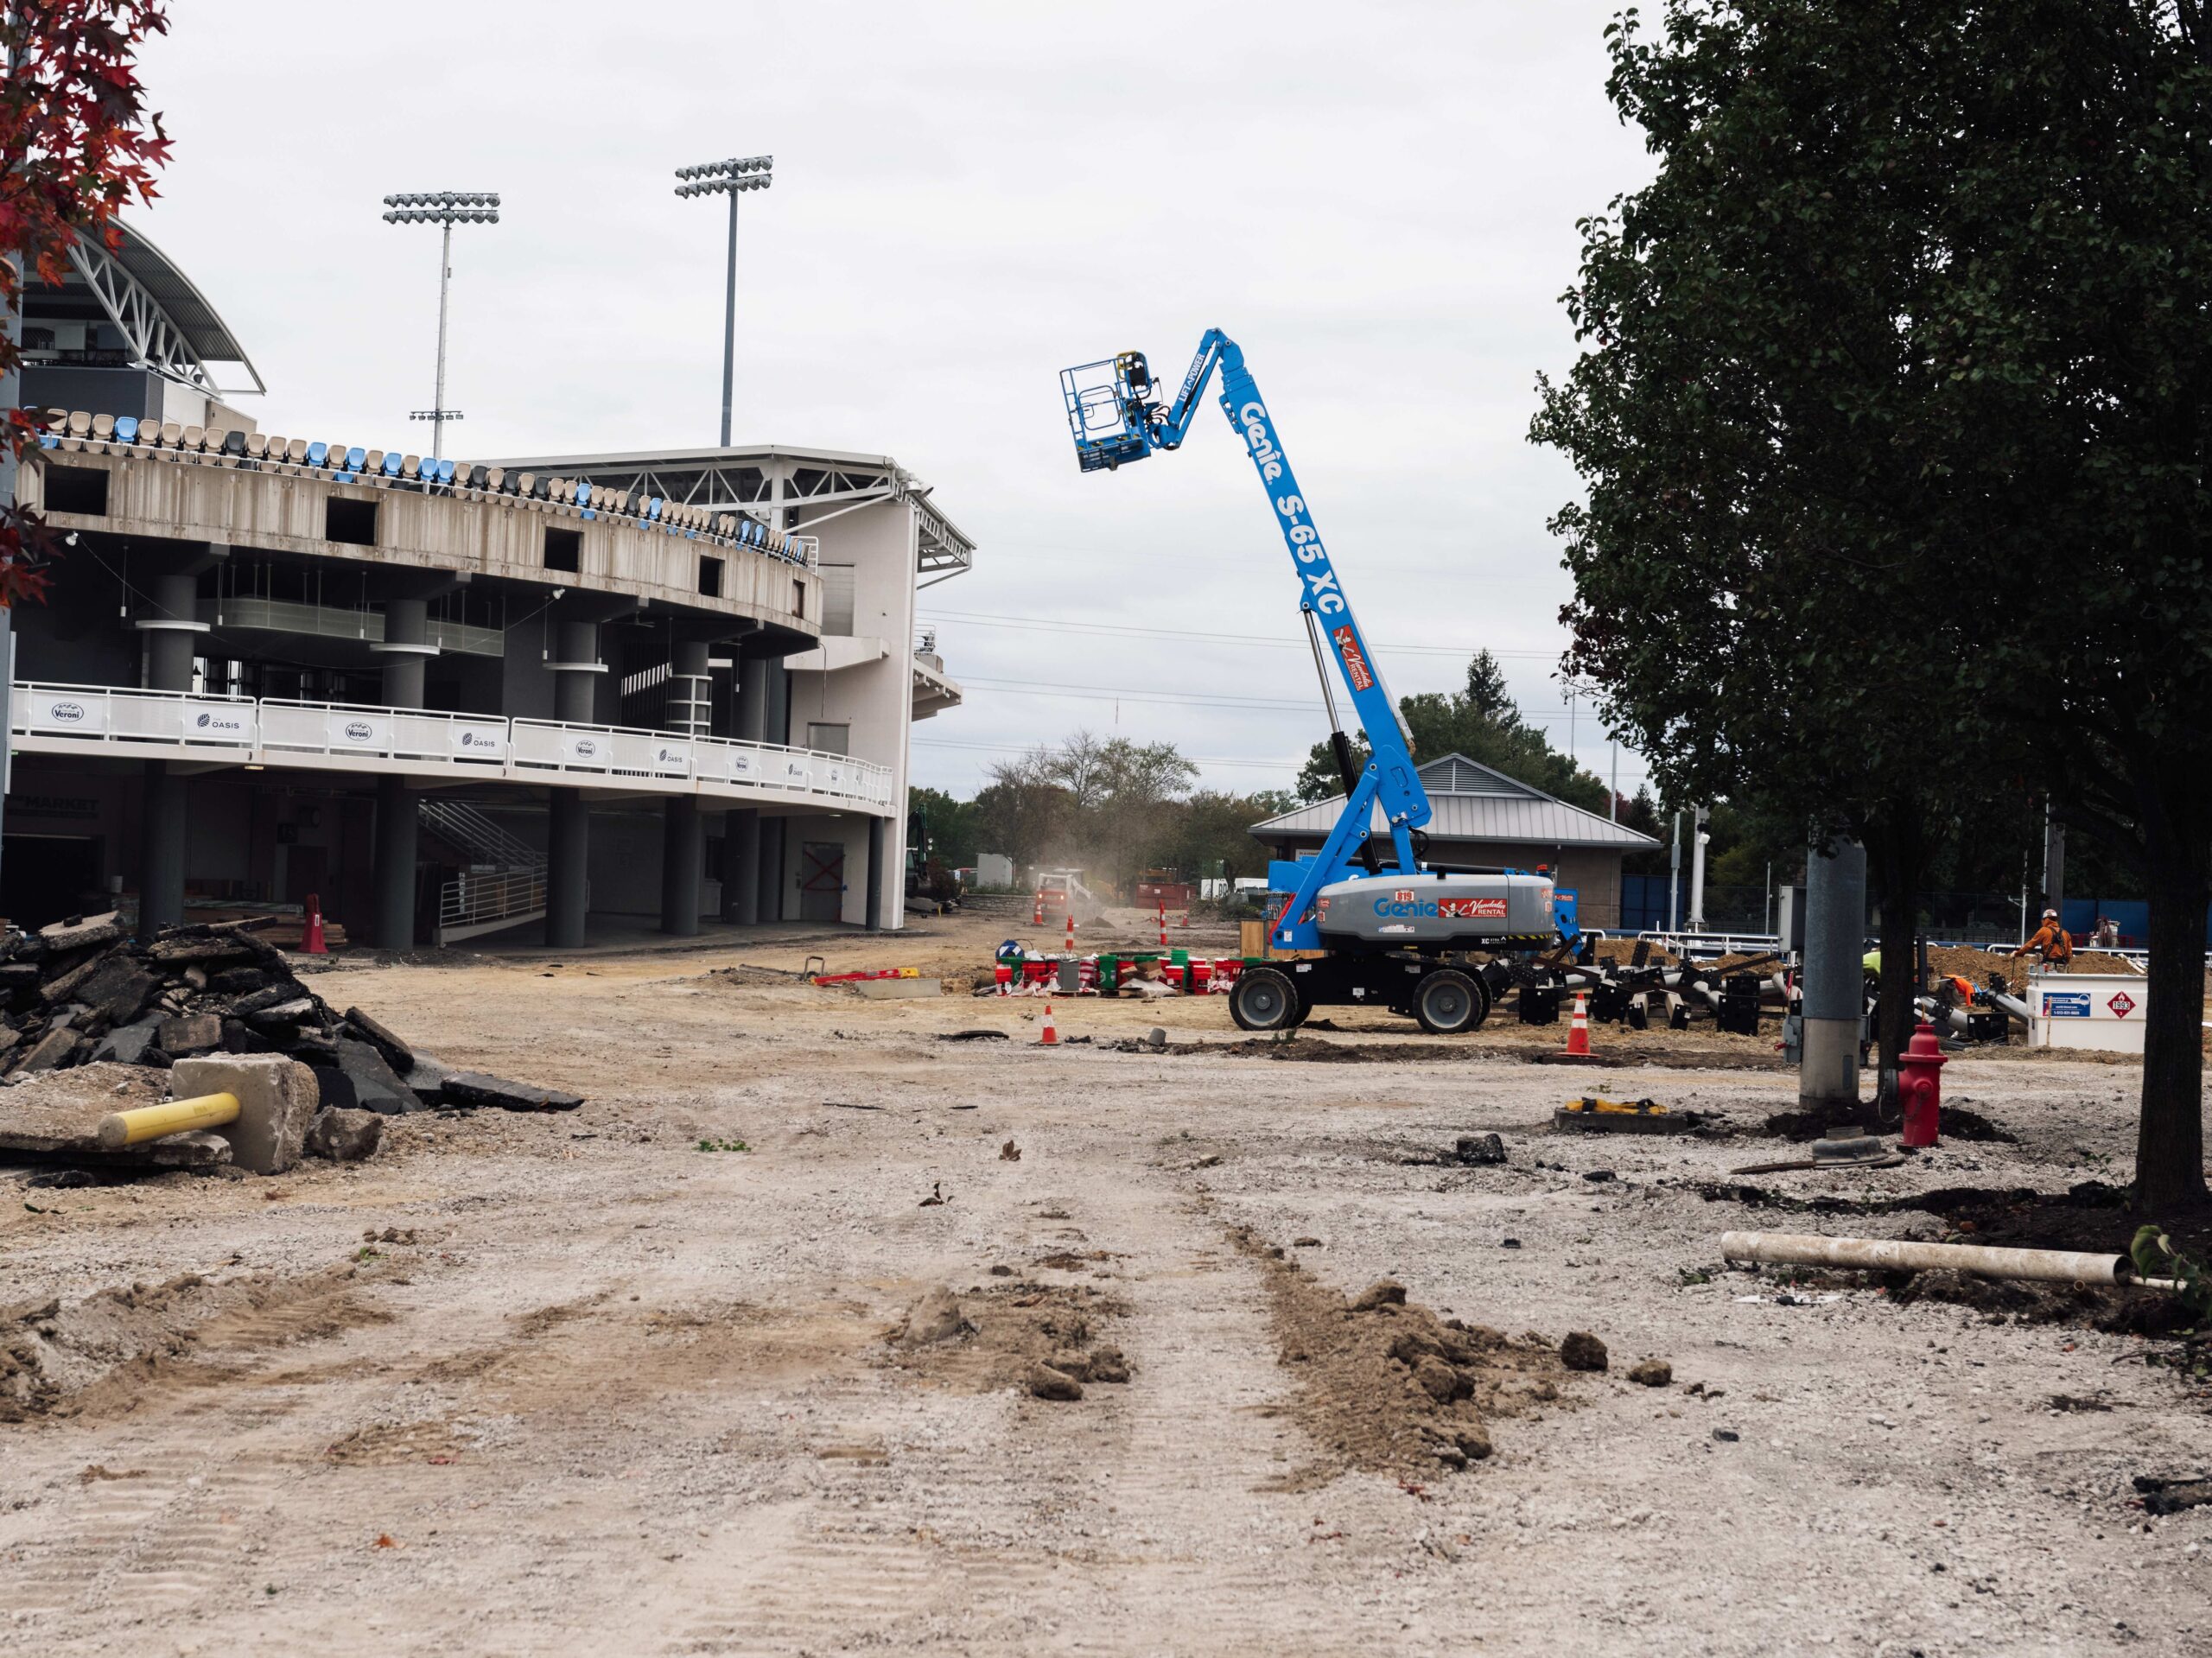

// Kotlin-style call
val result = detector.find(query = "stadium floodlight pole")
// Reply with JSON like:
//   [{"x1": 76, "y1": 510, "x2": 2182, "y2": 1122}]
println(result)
[
  {"x1": 382, "y1": 191, "x2": 500, "y2": 462},
  {"x1": 673, "y1": 155, "x2": 772, "y2": 446}
]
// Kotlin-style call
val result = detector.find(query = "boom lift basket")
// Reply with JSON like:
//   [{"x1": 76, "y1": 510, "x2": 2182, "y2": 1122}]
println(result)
[{"x1": 1059, "y1": 352, "x2": 1155, "y2": 472}]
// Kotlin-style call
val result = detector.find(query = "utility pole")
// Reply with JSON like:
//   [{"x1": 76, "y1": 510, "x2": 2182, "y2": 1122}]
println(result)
[
  {"x1": 674, "y1": 155, "x2": 773, "y2": 446},
  {"x1": 1688, "y1": 804, "x2": 1710, "y2": 932},
  {"x1": 1609, "y1": 738, "x2": 1618, "y2": 823},
  {"x1": 383, "y1": 191, "x2": 500, "y2": 463},
  {"x1": 2043, "y1": 801, "x2": 2066, "y2": 924},
  {"x1": 1668, "y1": 810, "x2": 1682, "y2": 932}
]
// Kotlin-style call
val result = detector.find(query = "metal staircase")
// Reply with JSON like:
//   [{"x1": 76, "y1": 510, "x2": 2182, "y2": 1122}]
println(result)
[{"x1": 419, "y1": 797, "x2": 549, "y2": 944}]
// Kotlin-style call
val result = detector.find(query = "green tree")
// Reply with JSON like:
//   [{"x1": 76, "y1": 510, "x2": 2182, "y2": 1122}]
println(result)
[
  {"x1": 906, "y1": 787, "x2": 979, "y2": 870},
  {"x1": 1294, "y1": 650, "x2": 1609, "y2": 811},
  {"x1": 1532, "y1": 0, "x2": 2212, "y2": 1208},
  {"x1": 973, "y1": 750, "x2": 1066, "y2": 875}
]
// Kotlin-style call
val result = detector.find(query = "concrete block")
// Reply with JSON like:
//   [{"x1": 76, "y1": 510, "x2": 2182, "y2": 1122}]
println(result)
[
  {"x1": 157, "y1": 1013, "x2": 223, "y2": 1056},
  {"x1": 855, "y1": 977, "x2": 942, "y2": 1001},
  {"x1": 39, "y1": 912, "x2": 122, "y2": 952},
  {"x1": 304, "y1": 1106, "x2": 384, "y2": 1162},
  {"x1": 168, "y1": 1053, "x2": 321, "y2": 1174}
]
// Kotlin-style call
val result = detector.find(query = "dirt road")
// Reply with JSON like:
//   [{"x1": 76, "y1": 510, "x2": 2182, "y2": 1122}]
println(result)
[{"x1": 3, "y1": 914, "x2": 2207, "y2": 1655}]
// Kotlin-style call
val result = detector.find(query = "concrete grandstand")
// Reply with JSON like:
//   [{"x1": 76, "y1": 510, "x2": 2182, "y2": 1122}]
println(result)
[{"x1": 7, "y1": 226, "x2": 964, "y2": 945}]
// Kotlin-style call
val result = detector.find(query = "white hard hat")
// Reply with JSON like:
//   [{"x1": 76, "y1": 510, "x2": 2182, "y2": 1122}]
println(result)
[{"x1": 2042, "y1": 908, "x2": 2058, "y2": 918}]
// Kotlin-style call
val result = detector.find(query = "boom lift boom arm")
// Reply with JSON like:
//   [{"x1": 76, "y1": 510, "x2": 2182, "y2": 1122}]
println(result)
[{"x1": 1059, "y1": 330, "x2": 1431, "y2": 948}]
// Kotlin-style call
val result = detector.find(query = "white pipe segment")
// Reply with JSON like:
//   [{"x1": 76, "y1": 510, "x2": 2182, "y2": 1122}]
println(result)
[{"x1": 1720, "y1": 1229, "x2": 2139, "y2": 1286}]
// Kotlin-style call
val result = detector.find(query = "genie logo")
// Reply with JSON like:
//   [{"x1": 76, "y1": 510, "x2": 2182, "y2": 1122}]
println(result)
[
  {"x1": 48, "y1": 700, "x2": 86, "y2": 724},
  {"x1": 1371, "y1": 895, "x2": 1510, "y2": 920},
  {"x1": 342, "y1": 721, "x2": 375, "y2": 744},
  {"x1": 1236, "y1": 402, "x2": 1285, "y2": 482}
]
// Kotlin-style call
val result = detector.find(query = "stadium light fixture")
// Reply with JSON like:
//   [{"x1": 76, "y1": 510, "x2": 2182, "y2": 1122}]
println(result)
[
  {"x1": 673, "y1": 156, "x2": 773, "y2": 446},
  {"x1": 382, "y1": 191, "x2": 501, "y2": 462}
]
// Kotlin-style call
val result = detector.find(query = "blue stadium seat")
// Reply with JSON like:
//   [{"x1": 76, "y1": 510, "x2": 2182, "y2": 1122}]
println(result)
[
  {"x1": 115, "y1": 416, "x2": 140, "y2": 445},
  {"x1": 307, "y1": 441, "x2": 329, "y2": 469},
  {"x1": 382, "y1": 451, "x2": 403, "y2": 477},
  {"x1": 575, "y1": 480, "x2": 591, "y2": 507},
  {"x1": 346, "y1": 446, "x2": 366, "y2": 473},
  {"x1": 648, "y1": 497, "x2": 663, "y2": 520},
  {"x1": 437, "y1": 458, "x2": 456, "y2": 485}
]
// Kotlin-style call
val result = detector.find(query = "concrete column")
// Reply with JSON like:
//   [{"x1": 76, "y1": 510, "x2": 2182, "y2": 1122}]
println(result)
[
  {"x1": 137, "y1": 572, "x2": 198, "y2": 936},
  {"x1": 552, "y1": 620, "x2": 600, "y2": 725},
  {"x1": 722, "y1": 808, "x2": 760, "y2": 924},
  {"x1": 372, "y1": 774, "x2": 417, "y2": 949},
  {"x1": 723, "y1": 651, "x2": 768, "y2": 924},
  {"x1": 661, "y1": 796, "x2": 702, "y2": 936},
  {"x1": 378, "y1": 597, "x2": 431, "y2": 708},
  {"x1": 140, "y1": 572, "x2": 199, "y2": 692},
  {"x1": 1800, "y1": 835, "x2": 1869, "y2": 1122},
  {"x1": 737, "y1": 654, "x2": 768, "y2": 742},
  {"x1": 758, "y1": 818, "x2": 785, "y2": 923},
  {"x1": 866, "y1": 816, "x2": 885, "y2": 931},
  {"x1": 137, "y1": 762, "x2": 187, "y2": 934},
  {"x1": 765, "y1": 661, "x2": 791, "y2": 747},
  {"x1": 546, "y1": 788, "x2": 588, "y2": 949}
]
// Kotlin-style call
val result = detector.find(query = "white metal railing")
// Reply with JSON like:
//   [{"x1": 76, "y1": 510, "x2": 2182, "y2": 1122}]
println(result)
[
  {"x1": 420, "y1": 797, "x2": 543, "y2": 868},
  {"x1": 12, "y1": 681, "x2": 256, "y2": 749},
  {"x1": 439, "y1": 866, "x2": 548, "y2": 931},
  {"x1": 8, "y1": 681, "x2": 894, "y2": 815},
  {"x1": 260, "y1": 698, "x2": 511, "y2": 766}
]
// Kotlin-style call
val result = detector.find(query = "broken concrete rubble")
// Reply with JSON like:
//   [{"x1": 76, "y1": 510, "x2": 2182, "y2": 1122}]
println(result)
[
  {"x1": 304, "y1": 1106, "x2": 385, "y2": 1162},
  {"x1": 0, "y1": 921, "x2": 577, "y2": 1140}
]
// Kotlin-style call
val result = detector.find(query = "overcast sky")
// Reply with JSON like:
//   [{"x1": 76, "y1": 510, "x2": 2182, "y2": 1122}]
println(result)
[{"x1": 133, "y1": 2, "x2": 1653, "y2": 799}]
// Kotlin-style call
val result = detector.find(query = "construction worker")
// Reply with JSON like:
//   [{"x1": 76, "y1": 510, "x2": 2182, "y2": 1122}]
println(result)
[{"x1": 2013, "y1": 909, "x2": 2074, "y2": 966}]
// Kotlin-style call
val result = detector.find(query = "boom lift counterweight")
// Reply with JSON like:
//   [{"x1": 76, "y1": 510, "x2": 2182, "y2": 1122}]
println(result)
[{"x1": 1058, "y1": 331, "x2": 1572, "y2": 1034}]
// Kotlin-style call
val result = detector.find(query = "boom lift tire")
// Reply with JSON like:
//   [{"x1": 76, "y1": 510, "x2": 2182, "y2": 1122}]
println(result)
[
  {"x1": 1229, "y1": 965, "x2": 1305, "y2": 1032},
  {"x1": 1413, "y1": 967, "x2": 1488, "y2": 1036}
]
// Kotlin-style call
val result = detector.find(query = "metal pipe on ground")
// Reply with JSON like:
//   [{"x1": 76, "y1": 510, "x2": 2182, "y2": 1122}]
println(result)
[
  {"x1": 1720, "y1": 1229, "x2": 2178, "y2": 1290},
  {"x1": 98, "y1": 1091, "x2": 241, "y2": 1149}
]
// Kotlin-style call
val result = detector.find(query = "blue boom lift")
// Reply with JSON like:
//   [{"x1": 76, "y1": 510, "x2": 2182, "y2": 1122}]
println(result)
[{"x1": 1058, "y1": 331, "x2": 1571, "y2": 1034}]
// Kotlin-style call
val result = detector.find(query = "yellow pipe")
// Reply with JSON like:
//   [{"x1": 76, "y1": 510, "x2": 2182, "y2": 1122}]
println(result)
[{"x1": 97, "y1": 1091, "x2": 240, "y2": 1149}]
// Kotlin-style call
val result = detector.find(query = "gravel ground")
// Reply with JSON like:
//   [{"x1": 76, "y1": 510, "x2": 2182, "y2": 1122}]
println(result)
[{"x1": 1, "y1": 912, "x2": 2206, "y2": 1656}]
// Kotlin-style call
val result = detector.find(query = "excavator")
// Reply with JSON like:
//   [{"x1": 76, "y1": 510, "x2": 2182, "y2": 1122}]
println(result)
[{"x1": 1058, "y1": 330, "x2": 1574, "y2": 1034}]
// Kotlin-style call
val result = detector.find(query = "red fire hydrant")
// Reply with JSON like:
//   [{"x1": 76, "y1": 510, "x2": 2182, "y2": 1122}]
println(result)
[{"x1": 1898, "y1": 1018, "x2": 1946, "y2": 1147}]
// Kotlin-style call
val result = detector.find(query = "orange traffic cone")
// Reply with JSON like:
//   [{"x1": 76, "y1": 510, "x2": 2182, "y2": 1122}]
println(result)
[
  {"x1": 1040, "y1": 1001, "x2": 1059, "y2": 1045},
  {"x1": 1033, "y1": 893, "x2": 1045, "y2": 927},
  {"x1": 302, "y1": 893, "x2": 329, "y2": 955},
  {"x1": 1065, "y1": 912, "x2": 1076, "y2": 952},
  {"x1": 1158, "y1": 899, "x2": 1167, "y2": 949},
  {"x1": 1561, "y1": 994, "x2": 1591, "y2": 1057}
]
